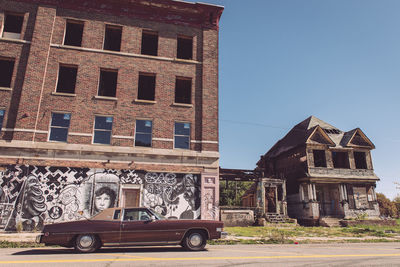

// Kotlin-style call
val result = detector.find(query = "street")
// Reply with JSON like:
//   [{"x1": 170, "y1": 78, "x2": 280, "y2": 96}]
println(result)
[{"x1": 0, "y1": 243, "x2": 400, "y2": 266}]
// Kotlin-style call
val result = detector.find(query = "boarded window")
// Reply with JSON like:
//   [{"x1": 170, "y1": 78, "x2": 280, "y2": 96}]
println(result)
[
  {"x1": 174, "y1": 122, "x2": 190, "y2": 149},
  {"x1": 141, "y1": 31, "x2": 158, "y2": 56},
  {"x1": 175, "y1": 78, "x2": 191, "y2": 104},
  {"x1": 98, "y1": 70, "x2": 118, "y2": 97},
  {"x1": 177, "y1": 36, "x2": 193, "y2": 59},
  {"x1": 0, "y1": 59, "x2": 14, "y2": 87},
  {"x1": 347, "y1": 185, "x2": 355, "y2": 209},
  {"x1": 353, "y1": 187, "x2": 369, "y2": 209},
  {"x1": 135, "y1": 119, "x2": 152, "y2": 147},
  {"x1": 56, "y1": 65, "x2": 77, "y2": 94},
  {"x1": 104, "y1": 25, "x2": 122, "y2": 52},
  {"x1": 0, "y1": 110, "x2": 5, "y2": 131},
  {"x1": 354, "y1": 151, "x2": 367, "y2": 169},
  {"x1": 93, "y1": 116, "x2": 113, "y2": 144},
  {"x1": 49, "y1": 113, "x2": 71, "y2": 142},
  {"x1": 332, "y1": 151, "x2": 349, "y2": 168},
  {"x1": 64, "y1": 20, "x2": 84, "y2": 47},
  {"x1": 2, "y1": 13, "x2": 23, "y2": 39},
  {"x1": 313, "y1": 150, "x2": 326, "y2": 167},
  {"x1": 137, "y1": 73, "x2": 156, "y2": 101}
]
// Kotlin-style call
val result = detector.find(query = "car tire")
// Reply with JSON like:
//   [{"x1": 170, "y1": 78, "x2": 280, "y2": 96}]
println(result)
[
  {"x1": 74, "y1": 234, "x2": 100, "y2": 253},
  {"x1": 182, "y1": 231, "x2": 206, "y2": 251}
]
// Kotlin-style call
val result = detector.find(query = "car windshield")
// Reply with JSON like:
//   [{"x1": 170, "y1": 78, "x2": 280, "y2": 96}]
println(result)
[{"x1": 149, "y1": 209, "x2": 166, "y2": 220}]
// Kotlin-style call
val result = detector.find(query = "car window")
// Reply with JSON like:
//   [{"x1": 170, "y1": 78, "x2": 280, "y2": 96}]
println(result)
[
  {"x1": 113, "y1": 209, "x2": 121, "y2": 220},
  {"x1": 138, "y1": 210, "x2": 151, "y2": 221},
  {"x1": 123, "y1": 209, "x2": 139, "y2": 221}
]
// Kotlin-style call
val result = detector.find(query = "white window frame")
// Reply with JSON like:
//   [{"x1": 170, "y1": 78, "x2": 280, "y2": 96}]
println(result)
[
  {"x1": 48, "y1": 112, "x2": 71, "y2": 143},
  {"x1": 92, "y1": 115, "x2": 113, "y2": 145},
  {"x1": 174, "y1": 121, "x2": 191, "y2": 150},
  {"x1": 134, "y1": 119, "x2": 152, "y2": 147}
]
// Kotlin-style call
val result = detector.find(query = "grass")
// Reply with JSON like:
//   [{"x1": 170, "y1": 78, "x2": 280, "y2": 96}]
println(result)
[{"x1": 0, "y1": 241, "x2": 45, "y2": 248}]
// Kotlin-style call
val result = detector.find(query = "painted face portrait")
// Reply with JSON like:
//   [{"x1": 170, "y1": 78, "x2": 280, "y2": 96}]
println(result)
[{"x1": 93, "y1": 187, "x2": 116, "y2": 213}]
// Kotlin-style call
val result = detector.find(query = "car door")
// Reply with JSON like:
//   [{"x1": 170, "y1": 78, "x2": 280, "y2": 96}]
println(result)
[{"x1": 120, "y1": 208, "x2": 170, "y2": 244}]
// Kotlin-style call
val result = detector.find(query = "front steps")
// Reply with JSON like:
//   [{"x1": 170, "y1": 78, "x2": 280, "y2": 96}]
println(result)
[{"x1": 319, "y1": 217, "x2": 341, "y2": 227}]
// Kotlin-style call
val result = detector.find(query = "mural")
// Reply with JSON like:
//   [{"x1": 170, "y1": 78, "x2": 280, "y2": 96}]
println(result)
[{"x1": 0, "y1": 165, "x2": 202, "y2": 231}]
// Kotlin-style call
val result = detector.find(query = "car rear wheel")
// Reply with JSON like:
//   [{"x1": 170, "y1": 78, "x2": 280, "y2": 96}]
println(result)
[
  {"x1": 74, "y1": 234, "x2": 100, "y2": 253},
  {"x1": 182, "y1": 231, "x2": 206, "y2": 251}
]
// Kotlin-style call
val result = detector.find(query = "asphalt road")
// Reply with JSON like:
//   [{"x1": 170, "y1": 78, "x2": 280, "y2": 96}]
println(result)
[{"x1": 1, "y1": 243, "x2": 400, "y2": 266}]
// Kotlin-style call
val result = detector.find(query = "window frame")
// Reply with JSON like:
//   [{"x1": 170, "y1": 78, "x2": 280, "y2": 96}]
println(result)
[
  {"x1": 97, "y1": 68, "x2": 118, "y2": 98},
  {"x1": 55, "y1": 64, "x2": 78, "y2": 94},
  {"x1": 354, "y1": 151, "x2": 368, "y2": 169},
  {"x1": 174, "y1": 77, "x2": 192, "y2": 104},
  {"x1": 0, "y1": 109, "x2": 5, "y2": 132},
  {"x1": 174, "y1": 121, "x2": 191, "y2": 150},
  {"x1": 2, "y1": 12, "x2": 24, "y2": 39},
  {"x1": 103, "y1": 24, "x2": 122, "y2": 52},
  {"x1": 0, "y1": 57, "x2": 15, "y2": 88},
  {"x1": 332, "y1": 150, "x2": 350, "y2": 169},
  {"x1": 312, "y1": 149, "x2": 327, "y2": 167},
  {"x1": 92, "y1": 115, "x2": 113, "y2": 145},
  {"x1": 177, "y1": 35, "x2": 193, "y2": 60},
  {"x1": 134, "y1": 119, "x2": 153, "y2": 147},
  {"x1": 63, "y1": 19, "x2": 84, "y2": 47},
  {"x1": 48, "y1": 112, "x2": 71, "y2": 143},
  {"x1": 141, "y1": 30, "x2": 158, "y2": 56},
  {"x1": 137, "y1": 72, "x2": 156, "y2": 101}
]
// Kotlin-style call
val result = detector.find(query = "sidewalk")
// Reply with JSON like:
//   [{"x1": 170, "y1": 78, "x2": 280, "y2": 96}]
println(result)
[{"x1": 0, "y1": 233, "x2": 38, "y2": 242}]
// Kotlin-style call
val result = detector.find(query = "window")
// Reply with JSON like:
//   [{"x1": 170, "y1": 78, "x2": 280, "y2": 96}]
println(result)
[
  {"x1": 135, "y1": 119, "x2": 152, "y2": 147},
  {"x1": 104, "y1": 25, "x2": 122, "y2": 52},
  {"x1": 123, "y1": 209, "x2": 152, "y2": 221},
  {"x1": 0, "y1": 59, "x2": 14, "y2": 88},
  {"x1": 2, "y1": 13, "x2": 23, "y2": 39},
  {"x1": 64, "y1": 20, "x2": 84, "y2": 47},
  {"x1": 93, "y1": 116, "x2": 113, "y2": 144},
  {"x1": 175, "y1": 78, "x2": 191, "y2": 104},
  {"x1": 56, "y1": 65, "x2": 77, "y2": 94},
  {"x1": 313, "y1": 150, "x2": 326, "y2": 167},
  {"x1": 49, "y1": 113, "x2": 71, "y2": 142},
  {"x1": 177, "y1": 36, "x2": 193, "y2": 60},
  {"x1": 332, "y1": 151, "x2": 350, "y2": 169},
  {"x1": 98, "y1": 69, "x2": 118, "y2": 97},
  {"x1": 174, "y1": 122, "x2": 190, "y2": 149},
  {"x1": 113, "y1": 209, "x2": 121, "y2": 220},
  {"x1": 354, "y1": 151, "x2": 367, "y2": 169},
  {"x1": 141, "y1": 31, "x2": 158, "y2": 56},
  {"x1": 137, "y1": 73, "x2": 155, "y2": 101},
  {"x1": 0, "y1": 110, "x2": 5, "y2": 131}
]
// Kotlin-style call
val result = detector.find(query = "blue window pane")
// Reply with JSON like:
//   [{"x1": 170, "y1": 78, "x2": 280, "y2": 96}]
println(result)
[
  {"x1": 135, "y1": 133, "x2": 151, "y2": 147},
  {"x1": 95, "y1": 116, "x2": 113, "y2": 130},
  {"x1": 175, "y1": 136, "x2": 190, "y2": 149},
  {"x1": 93, "y1": 130, "x2": 111, "y2": 144},
  {"x1": 51, "y1": 113, "x2": 70, "y2": 127},
  {"x1": 175, "y1": 122, "x2": 190, "y2": 135},
  {"x1": 49, "y1": 128, "x2": 68, "y2": 142},
  {"x1": 0, "y1": 110, "x2": 4, "y2": 130},
  {"x1": 136, "y1": 120, "x2": 152, "y2": 133}
]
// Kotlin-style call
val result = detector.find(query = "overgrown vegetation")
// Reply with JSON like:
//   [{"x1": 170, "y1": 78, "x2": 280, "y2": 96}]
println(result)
[
  {"x1": 377, "y1": 193, "x2": 399, "y2": 218},
  {"x1": 0, "y1": 241, "x2": 45, "y2": 248},
  {"x1": 219, "y1": 180, "x2": 254, "y2": 206}
]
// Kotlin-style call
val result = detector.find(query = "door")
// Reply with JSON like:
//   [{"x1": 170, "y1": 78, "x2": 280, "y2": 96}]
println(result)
[
  {"x1": 121, "y1": 188, "x2": 140, "y2": 207},
  {"x1": 265, "y1": 187, "x2": 276, "y2": 213}
]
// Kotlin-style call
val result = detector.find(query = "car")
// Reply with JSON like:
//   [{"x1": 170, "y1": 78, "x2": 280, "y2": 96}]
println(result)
[{"x1": 36, "y1": 207, "x2": 224, "y2": 253}]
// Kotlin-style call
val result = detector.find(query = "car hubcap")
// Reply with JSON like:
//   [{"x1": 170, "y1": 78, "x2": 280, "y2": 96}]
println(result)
[
  {"x1": 189, "y1": 234, "x2": 202, "y2": 247},
  {"x1": 79, "y1": 235, "x2": 94, "y2": 248}
]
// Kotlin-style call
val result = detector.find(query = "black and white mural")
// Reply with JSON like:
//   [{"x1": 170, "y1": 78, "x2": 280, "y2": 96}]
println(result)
[{"x1": 0, "y1": 165, "x2": 201, "y2": 231}]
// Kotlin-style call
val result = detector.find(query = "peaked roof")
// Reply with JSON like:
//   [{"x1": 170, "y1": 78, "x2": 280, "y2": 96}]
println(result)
[{"x1": 263, "y1": 116, "x2": 375, "y2": 159}]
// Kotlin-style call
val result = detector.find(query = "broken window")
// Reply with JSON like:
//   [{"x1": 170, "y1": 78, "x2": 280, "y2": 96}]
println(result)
[
  {"x1": 0, "y1": 59, "x2": 14, "y2": 88},
  {"x1": 137, "y1": 73, "x2": 156, "y2": 101},
  {"x1": 56, "y1": 65, "x2": 78, "y2": 94},
  {"x1": 2, "y1": 13, "x2": 23, "y2": 39},
  {"x1": 175, "y1": 77, "x2": 191, "y2": 104},
  {"x1": 49, "y1": 113, "x2": 71, "y2": 142},
  {"x1": 103, "y1": 25, "x2": 122, "y2": 52},
  {"x1": 93, "y1": 116, "x2": 113, "y2": 145},
  {"x1": 313, "y1": 150, "x2": 326, "y2": 167},
  {"x1": 332, "y1": 151, "x2": 350, "y2": 168},
  {"x1": 135, "y1": 119, "x2": 152, "y2": 147},
  {"x1": 98, "y1": 69, "x2": 118, "y2": 97},
  {"x1": 174, "y1": 122, "x2": 190, "y2": 149},
  {"x1": 141, "y1": 30, "x2": 158, "y2": 56},
  {"x1": 177, "y1": 36, "x2": 193, "y2": 60},
  {"x1": 64, "y1": 20, "x2": 84, "y2": 47},
  {"x1": 354, "y1": 151, "x2": 367, "y2": 169},
  {"x1": 0, "y1": 109, "x2": 4, "y2": 131}
]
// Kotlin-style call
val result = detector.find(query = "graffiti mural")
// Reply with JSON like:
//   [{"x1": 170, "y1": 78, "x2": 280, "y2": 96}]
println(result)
[{"x1": 0, "y1": 165, "x2": 202, "y2": 231}]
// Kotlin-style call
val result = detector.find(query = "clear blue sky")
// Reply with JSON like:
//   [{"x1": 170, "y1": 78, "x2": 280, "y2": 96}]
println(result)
[{"x1": 201, "y1": 0, "x2": 400, "y2": 199}]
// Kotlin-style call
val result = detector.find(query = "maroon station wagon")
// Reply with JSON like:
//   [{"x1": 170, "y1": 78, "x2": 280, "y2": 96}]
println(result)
[{"x1": 37, "y1": 207, "x2": 224, "y2": 252}]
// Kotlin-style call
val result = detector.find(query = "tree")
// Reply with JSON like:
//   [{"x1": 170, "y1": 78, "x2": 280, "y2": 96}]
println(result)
[
  {"x1": 219, "y1": 180, "x2": 254, "y2": 206},
  {"x1": 393, "y1": 195, "x2": 400, "y2": 218},
  {"x1": 376, "y1": 193, "x2": 398, "y2": 218}
]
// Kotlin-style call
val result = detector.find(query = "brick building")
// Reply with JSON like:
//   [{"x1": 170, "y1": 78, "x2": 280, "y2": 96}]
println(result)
[{"x1": 0, "y1": 0, "x2": 223, "y2": 231}]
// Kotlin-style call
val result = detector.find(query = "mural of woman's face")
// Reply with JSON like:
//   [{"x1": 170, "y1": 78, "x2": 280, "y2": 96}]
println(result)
[{"x1": 95, "y1": 193, "x2": 111, "y2": 211}]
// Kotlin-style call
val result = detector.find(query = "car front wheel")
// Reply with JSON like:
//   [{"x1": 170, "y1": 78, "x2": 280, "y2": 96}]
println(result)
[
  {"x1": 74, "y1": 234, "x2": 100, "y2": 253},
  {"x1": 182, "y1": 231, "x2": 206, "y2": 251}
]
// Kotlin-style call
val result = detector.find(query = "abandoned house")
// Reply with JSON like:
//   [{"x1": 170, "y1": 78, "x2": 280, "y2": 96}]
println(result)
[
  {"x1": 0, "y1": 0, "x2": 223, "y2": 231},
  {"x1": 257, "y1": 116, "x2": 380, "y2": 225}
]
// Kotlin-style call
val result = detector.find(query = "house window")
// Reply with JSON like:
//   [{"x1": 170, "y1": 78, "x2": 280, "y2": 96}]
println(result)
[
  {"x1": 93, "y1": 116, "x2": 113, "y2": 145},
  {"x1": 177, "y1": 36, "x2": 193, "y2": 60},
  {"x1": 98, "y1": 69, "x2": 118, "y2": 97},
  {"x1": 313, "y1": 150, "x2": 326, "y2": 167},
  {"x1": 2, "y1": 13, "x2": 23, "y2": 39},
  {"x1": 354, "y1": 151, "x2": 367, "y2": 169},
  {"x1": 135, "y1": 120, "x2": 152, "y2": 147},
  {"x1": 137, "y1": 73, "x2": 156, "y2": 101},
  {"x1": 0, "y1": 59, "x2": 14, "y2": 88},
  {"x1": 0, "y1": 110, "x2": 5, "y2": 131},
  {"x1": 332, "y1": 151, "x2": 350, "y2": 168},
  {"x1": 175, "y1": 77, "x2": 191, "y2": 104},
  {"x1": 104, "y1": 25, "x2": 122, "y2": 52},
  {"x1": 49, "y1": 113, "x2": 71, "y2": 142},
  {"x1": 141, "y1": 31, "x2": 158, "y2": 56},
  {"x1": 64, "y1": 20, "x2": 84, "y2": 47},
  {"x1": 174, "y1": 122, "x2": 190, "y2": 149},
  {"x1": 56, "y1": 65, "x2": 77, "y2": 94}
]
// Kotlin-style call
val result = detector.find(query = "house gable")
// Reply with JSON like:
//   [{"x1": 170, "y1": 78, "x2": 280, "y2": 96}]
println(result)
[
  {"x1": 345, "y1": 129, "x2": 375, "y2": 149},
  {"x1": 306, "y1": 126, "x2": 335, "y2": 146}
]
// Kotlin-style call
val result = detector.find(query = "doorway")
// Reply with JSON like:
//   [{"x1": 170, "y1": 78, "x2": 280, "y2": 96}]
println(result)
[{"x1": 121, "y1": 188, "x2": 140, "y2": 207}]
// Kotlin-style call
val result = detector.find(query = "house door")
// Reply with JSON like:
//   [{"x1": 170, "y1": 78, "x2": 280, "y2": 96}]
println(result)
[
  {"x1": 265, "y1": 187, "x2": 276, "y2": 213},
  {"x1": 121, "y1": 189, "x2": 140, "y2": 207}
]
